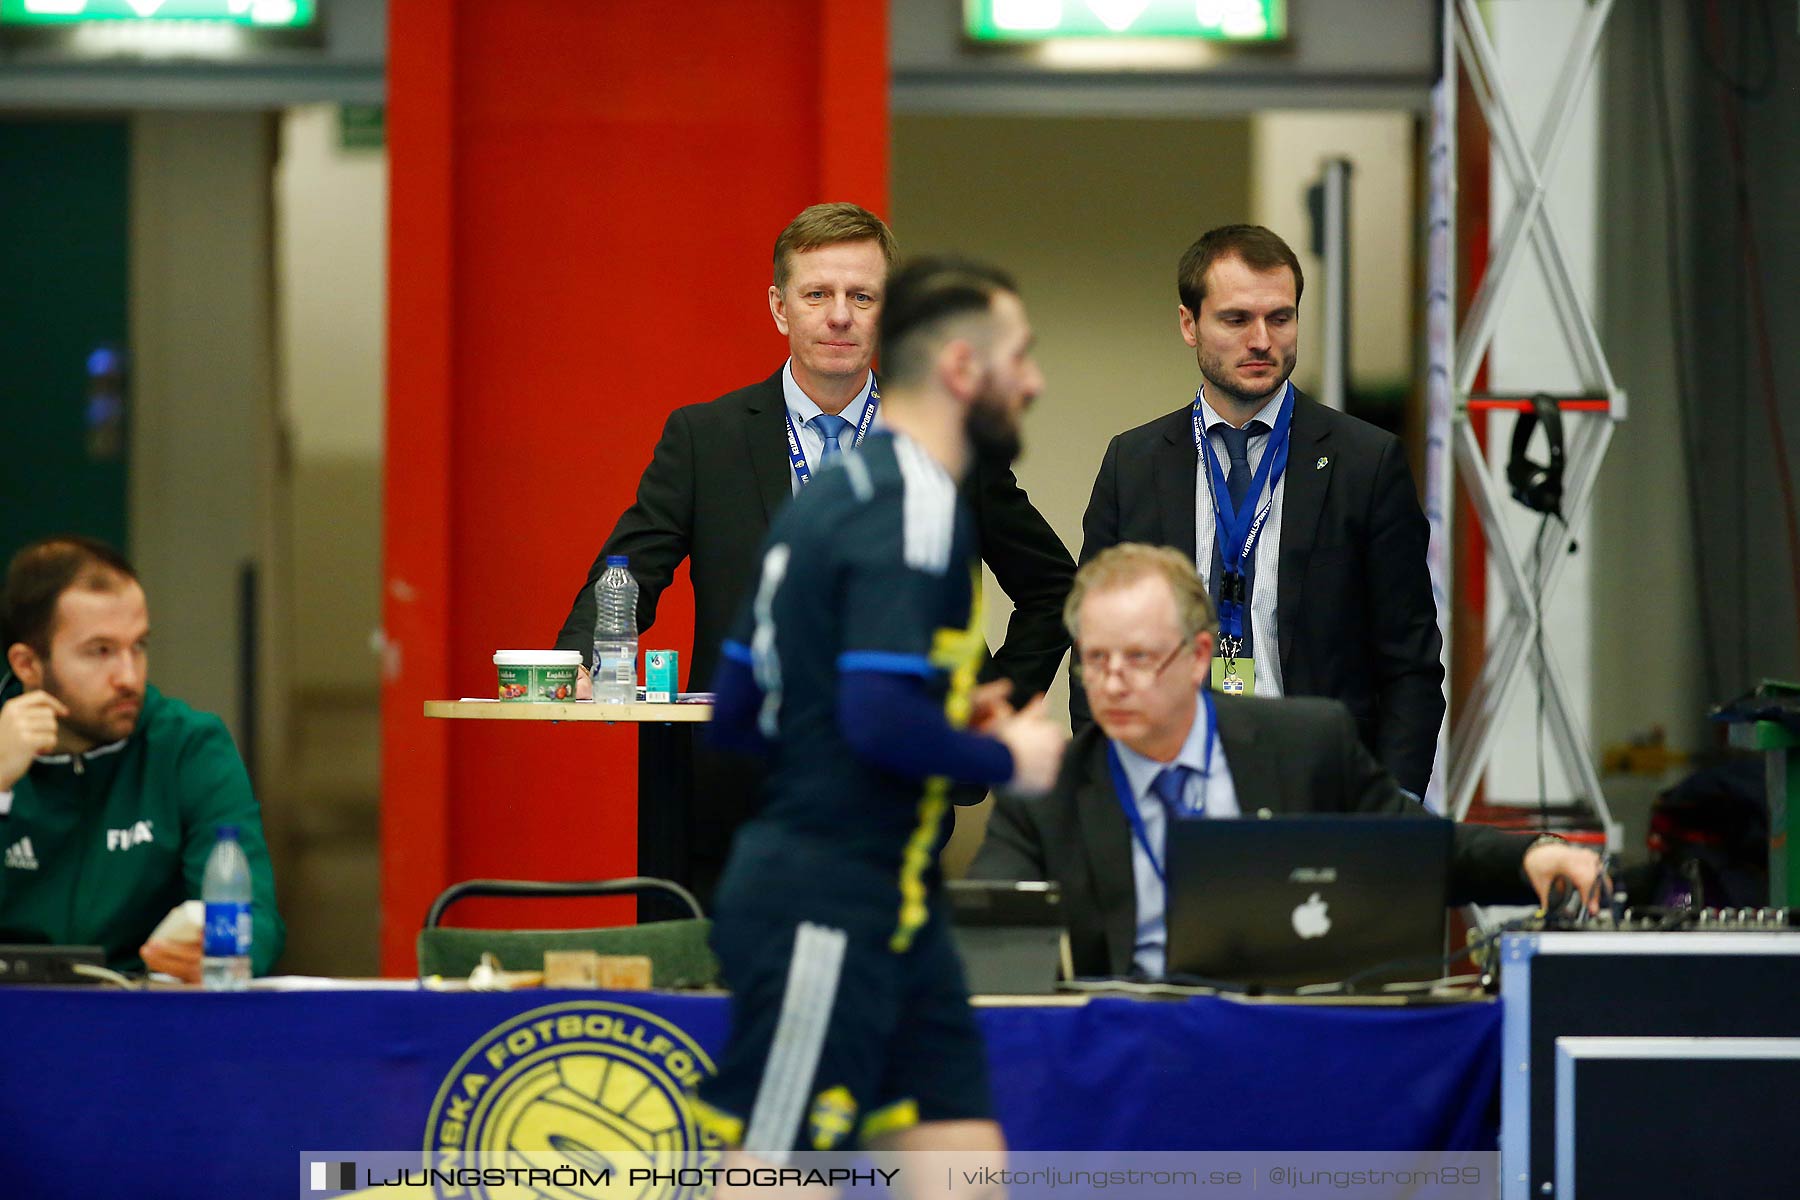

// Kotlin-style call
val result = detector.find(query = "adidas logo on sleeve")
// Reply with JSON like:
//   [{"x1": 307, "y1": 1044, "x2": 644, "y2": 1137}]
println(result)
[{"x1": 3, "y1": 837, "x2": 38, "y2": 871}]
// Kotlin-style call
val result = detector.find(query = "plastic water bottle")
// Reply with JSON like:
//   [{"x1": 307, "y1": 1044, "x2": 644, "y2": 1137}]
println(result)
[
  {"x1": 201, "y1": 825, "x2": 252, "y2": 991},
  {"x1": 592, "y1": 554, "x2": 639, "y2": 704}
]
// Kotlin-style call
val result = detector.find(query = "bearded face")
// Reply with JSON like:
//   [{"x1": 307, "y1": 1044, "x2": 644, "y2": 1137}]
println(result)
[
  {"x1": 967, "y1": 388, "x2": 1024, "y2": 465},
  {"x1": 962, "y1": 290, "x2": 1041, "y2": 467}
]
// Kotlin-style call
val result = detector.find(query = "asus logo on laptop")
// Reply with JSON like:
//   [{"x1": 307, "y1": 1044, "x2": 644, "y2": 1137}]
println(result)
[{"x1": 1287, "y1": 867, "x2": 1338, "y2": 884}]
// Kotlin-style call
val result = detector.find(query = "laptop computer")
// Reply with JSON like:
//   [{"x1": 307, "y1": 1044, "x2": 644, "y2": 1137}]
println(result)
[
  {"x1": 944, "y1": 879, "x2": 1069, "y2": 995},
  {"x1": 0, "y1": 944, "x2": 106, "y2": 985},
  {"x1": 1164, "y1": 815, "x2": 1452, "y2": 990}
]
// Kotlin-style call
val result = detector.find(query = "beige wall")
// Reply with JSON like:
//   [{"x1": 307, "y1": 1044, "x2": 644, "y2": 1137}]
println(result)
[
  {"x1": 1251, "y1": 110, "x2": 1416, "y2": 394},
  {"x1": 267, "y1": 104, "x2": 387, "y2": 975},
  {"x1": 129, "y1": 110, "x2": 281, "y2": 759},
  {"x1": 274, "y1": 104, "x2": 387, "y2": 696}
]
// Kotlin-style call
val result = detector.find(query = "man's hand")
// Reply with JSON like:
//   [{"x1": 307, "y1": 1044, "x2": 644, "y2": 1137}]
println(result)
[
  {"x1": 1523, "y1": 840, "x2": 1607, "y2": 915},
  {"x1": 0, "y1": 690, "x2": 66, "y2": 792},
  {"x1": 991, "y1": 694, "x2": 1068, "y2": 797},
  {"x1": 966, "y1": 680, "x2": 1016, "y2": 734},
  {"x1": 575, "y1": 665, "x2": 592, "y2": 701},
  {"x1": 140, "y1": 936, "x2": 203, "y2": 984}
]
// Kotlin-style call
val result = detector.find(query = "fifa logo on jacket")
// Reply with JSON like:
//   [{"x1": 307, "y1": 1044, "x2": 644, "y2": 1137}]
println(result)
[{"x1": 107, "y1": 820, "x2": 155, "y2": 851}]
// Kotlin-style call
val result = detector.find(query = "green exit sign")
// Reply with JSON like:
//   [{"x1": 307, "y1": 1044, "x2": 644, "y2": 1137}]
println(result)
[
  {"x1": 967, "y1": 0, "x2": 1285, "y2": 41},
  {"x1": 0, "y1": 0, "x2": 316, "y2": 26}
]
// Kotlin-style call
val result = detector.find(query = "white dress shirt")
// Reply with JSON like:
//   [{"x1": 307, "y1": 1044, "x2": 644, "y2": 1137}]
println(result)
[
  {"x1": 1113, "y1": 694, "x2": 1241, "y2": 979},
  {"x1": 780, "y1": 359, "x2": 877, "y2": 493},
  {"x1": 1192, "y1": 382, "x2": 1290, "y2": 697}
]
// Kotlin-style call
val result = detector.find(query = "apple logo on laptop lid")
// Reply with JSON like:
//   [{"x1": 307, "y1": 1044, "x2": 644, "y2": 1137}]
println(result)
[{"x1": 1292, "y1": 893, "x2": 1332, "y2": 940}]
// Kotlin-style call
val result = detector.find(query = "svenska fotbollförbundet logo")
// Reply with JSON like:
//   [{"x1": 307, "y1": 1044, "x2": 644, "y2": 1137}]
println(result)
[{"x1": 424, "y1": 999, "x2": 722, "y2": 1200}]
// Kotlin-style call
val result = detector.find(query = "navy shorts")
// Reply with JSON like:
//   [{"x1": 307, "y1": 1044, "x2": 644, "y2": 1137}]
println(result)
[{"x1": 694, "y1": 906, "x2": 992, "y2": 1154}]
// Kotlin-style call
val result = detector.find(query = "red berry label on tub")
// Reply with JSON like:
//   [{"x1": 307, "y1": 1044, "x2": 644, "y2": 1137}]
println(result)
[
  {"x1": 496, "y1": 661, "x2": 578, "y2": 701},
  {"x1": 536, "y1": 667, "x2": 576, "y2": 701},
  {"x1": 497, "y1": 664, "x2": 531, "y2": 701}
]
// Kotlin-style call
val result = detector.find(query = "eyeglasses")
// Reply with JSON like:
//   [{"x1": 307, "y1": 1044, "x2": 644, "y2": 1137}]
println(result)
[{"x1": 1072, "y1": 641, "x2": 1188, "y2": 688}]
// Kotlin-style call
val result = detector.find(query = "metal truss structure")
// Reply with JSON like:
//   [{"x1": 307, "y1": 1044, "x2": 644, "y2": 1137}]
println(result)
[{"x1": 1442, "y1": 0, "x2": 1626, "y2": 847}]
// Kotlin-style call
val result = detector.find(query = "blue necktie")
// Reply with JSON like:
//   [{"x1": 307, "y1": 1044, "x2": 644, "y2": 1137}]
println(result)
[
  {"x1": 1218, "y1": 423, "x2": 1256, "y2": 512},
  {"x1": 1209, "y1": 420, "x2": 1268, "y2": 659},
  {"x1": 813, "y1": 413, "x2": 851, "y2": 463},
  {"x1": 1151, "y1": 765, "x2": 1198, "y2": 819}
]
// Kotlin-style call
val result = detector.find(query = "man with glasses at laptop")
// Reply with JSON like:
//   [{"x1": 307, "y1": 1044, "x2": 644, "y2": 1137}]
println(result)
[{"x1": 971, "y1": 543, "x2": 1603, "y2": 980}]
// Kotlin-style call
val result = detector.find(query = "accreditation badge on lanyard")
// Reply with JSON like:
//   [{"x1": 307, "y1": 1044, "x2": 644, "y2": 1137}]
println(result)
[
  {"x1": 784, "y1": 378, "x2": 882, "y2": 488},
  {"x1": 1193, "y1": 385, "x2": 1294, "y2": 696}
]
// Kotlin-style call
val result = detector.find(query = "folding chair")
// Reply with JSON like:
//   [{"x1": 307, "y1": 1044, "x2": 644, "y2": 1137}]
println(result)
[{"x1": 416, "y1": 876, "x2": 718, "y2": 987}]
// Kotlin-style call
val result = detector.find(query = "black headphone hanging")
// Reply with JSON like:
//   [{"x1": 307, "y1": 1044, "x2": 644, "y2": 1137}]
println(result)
[{"x1": 1507, "y1": 392, "x2": 1565, "y2": 517}]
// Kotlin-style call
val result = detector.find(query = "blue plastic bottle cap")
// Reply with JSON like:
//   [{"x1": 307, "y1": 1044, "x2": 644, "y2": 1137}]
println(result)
[{"x1": 606, "y1": 555, "x2": 628, "y2": 568}]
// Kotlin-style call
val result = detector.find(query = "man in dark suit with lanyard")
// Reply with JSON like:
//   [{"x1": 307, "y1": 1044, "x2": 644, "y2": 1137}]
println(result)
[
  {"x1": 556, "y1": 203, "x2": 1074, "y2": 905},
  {"x1": 973, "y1": 544, "x2": 1601, "y2": 979},
  {"x1": 1079, "y1": 224, "x2": 1443, "y2": 796}
]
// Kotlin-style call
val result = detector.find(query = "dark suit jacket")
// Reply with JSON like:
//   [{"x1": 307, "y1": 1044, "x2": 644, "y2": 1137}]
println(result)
[
  {"x1": 970, "y1": 696, "x2": 1533, "y2": 979},
  {"x1": 558, "y1": 367, "x2": 1074, "y2": 698},
  {"x1": 556, "y1": 367, "x2": 1075, "y2": 894},
  {"x1": 1078, "y1": 388, "x2": 1445, "y2": 795}
]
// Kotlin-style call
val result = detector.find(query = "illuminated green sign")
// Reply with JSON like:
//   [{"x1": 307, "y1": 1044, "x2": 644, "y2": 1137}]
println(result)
[
  {"x1": 966, "y1": 0, "x2": 1285, "y2": 41},
  {"x1": 0, "y1": 0, "x2": 316, "y2": 26}
]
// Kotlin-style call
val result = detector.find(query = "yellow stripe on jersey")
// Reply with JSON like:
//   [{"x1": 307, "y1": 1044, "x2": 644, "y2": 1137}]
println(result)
[
  {"x1": 689, "y1": 1096, "x2": 746, "y2": 1148},
  {"x1": 860, "y1": 1097, "x2": 922, "y2": 1144},
  {"x1": 891, "y1": 567, "x2": 987, "y2": 952}
]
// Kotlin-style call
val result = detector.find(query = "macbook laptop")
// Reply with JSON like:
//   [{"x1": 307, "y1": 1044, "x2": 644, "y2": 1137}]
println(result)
[{"x1": 1164, "y1": 815, "x2": 1452, "y2": 990}]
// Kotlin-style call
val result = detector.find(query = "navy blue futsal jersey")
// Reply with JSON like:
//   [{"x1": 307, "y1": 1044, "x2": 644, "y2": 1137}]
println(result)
[{"x1": 718, "y1": 430, "x2": 985, "y2": 947}]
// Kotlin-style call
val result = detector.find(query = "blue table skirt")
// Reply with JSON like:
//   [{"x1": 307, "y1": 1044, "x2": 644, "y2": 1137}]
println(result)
[{"x1": 0, "y1": 988, "x2": 1499, "y2": 1198}]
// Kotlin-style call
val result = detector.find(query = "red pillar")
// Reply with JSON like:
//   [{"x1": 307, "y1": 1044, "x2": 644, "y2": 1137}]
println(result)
[
  {"x1": 1452, "y1": 59, "x2": 1493, "y2": 820},
  {"x1": 380, "y1": 1, "x2": 889, "y2": 974}
]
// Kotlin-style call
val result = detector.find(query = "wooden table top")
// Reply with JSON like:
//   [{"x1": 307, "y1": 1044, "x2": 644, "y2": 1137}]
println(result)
[{"x1": 422, "y1": 699, "x2": 712, "y2": 723}]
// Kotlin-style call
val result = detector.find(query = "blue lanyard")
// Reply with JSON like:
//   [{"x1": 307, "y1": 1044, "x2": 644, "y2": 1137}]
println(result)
[
  {"x1": 785, "y1": 378, "x2": 881, "y2": 488},
  {"x1": 1107, "y1": 691, "x2": 1218, "y2": 884},
  {"x1": 1192, "y1": 385, "x2": 1293, "y2": 640}
]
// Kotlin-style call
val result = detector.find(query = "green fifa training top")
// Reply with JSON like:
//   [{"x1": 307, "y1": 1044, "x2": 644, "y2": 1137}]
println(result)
[{"x1": 0, "y1": 678, "x2": 284, "y2": 975}]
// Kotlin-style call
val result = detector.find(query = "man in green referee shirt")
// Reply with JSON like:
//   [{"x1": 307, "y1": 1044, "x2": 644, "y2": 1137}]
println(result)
[{"x1": 0, "y1": 535, "x2": 284, "y2": 979}]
